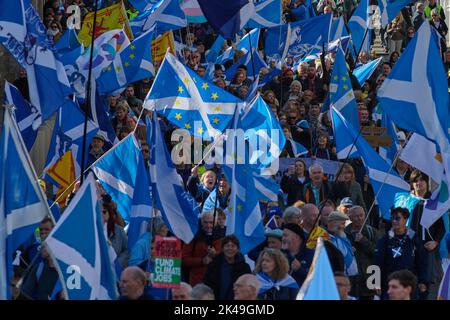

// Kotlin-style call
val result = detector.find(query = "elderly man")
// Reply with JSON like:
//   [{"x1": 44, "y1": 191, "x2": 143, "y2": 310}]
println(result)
[
  {"x1": 233, "y1": 274, "x2": 260, "y2": 300},
  {"x1": 119, "y1": 267, "x2": 153, "y2": 300},
  {"x1": 303, "y1": 164, "x2": 333, "y2": 206},
  {"x1": 172, "y1": 282, "x2": 192, "y2": 300},
  {"x1": 190, "y1": 283, "x2": 215, "y2": 300}
]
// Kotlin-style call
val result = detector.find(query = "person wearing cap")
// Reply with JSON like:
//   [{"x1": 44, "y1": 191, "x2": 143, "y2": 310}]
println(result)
[
  {"x1": 87, "y1": 131, "x2": 106, "y2": 167},
  {"x1": 327, "y1": 211, "x2": 359, "y2": 277},
  {"x1": 345, "y1": 206, "x2": 380, "y2": 300},
  {"x1": 337, "y1": 197, "x2": 353, "y2": 215},
  {"x1": 281, "y1": 223, "x2": 314, "y2": 287}
]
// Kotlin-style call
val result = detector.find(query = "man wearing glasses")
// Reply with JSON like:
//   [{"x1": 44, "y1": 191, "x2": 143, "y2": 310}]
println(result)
[{"x1": 374, "y1": 207, "x2": 429, "y2": 300}]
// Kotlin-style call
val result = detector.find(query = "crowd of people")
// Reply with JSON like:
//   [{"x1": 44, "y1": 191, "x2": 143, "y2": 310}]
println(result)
[{"x1": 8, "y1": 0, "x2": 450, "y2": 300}]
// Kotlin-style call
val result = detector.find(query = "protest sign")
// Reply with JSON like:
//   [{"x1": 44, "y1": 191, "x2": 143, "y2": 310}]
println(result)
[{"x1": 152, "y1": 236, "x2": 182, "y2": 289}]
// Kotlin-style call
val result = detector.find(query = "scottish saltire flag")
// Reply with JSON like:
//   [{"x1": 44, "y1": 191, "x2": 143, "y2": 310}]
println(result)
[
  {"x1": 129, "y1": 0, "x2": 187, "y2": 38},
  {"x1": 247, "y1": 0, "x2": 282, "y2": 28},
  {"x1": 352, "y1": 57, "x2": 383, "y2": 86},
  {"x1": 224, "y1": 48, "x2": 267, "y2": 83},
  {"x1": 297, "y1": 238, "x2": 340, "y2": 300},
  {"x1": 265, "y1": 13, "x2": 332, "y2": 61},
  {"x1": 206, "y1": 34, "x2": 226, "y2": 63},
  {"x1": 394, "y1": 192, "x2": 421, "y2": 226},
  {"x1": 197, "y1": 0, "x2": 255, "y2": 40},
  {"x1": 0, "y1": 109, "x2": 53, "y2": 300},
  {"x1": 45, "y1": 100, "x2": 99, "y2": 179},
  {"x1": 331, "y1": 107, "x2": 410, "y2": 219},
  {"x1": 245, "y1": 74, "x2": 260, "y2": 102},
  {"x1": 59, "y1": 44, "x2": 86, "y2": 97},
  {"x1": 88, "y1": 87, "x2": 119, "y2": 147},
  {"x1": 348, "y1": 0, "x2": 374, "y2": 56},
  {"x1": 377, "y1": 21, "x2": 450, "y2": 153},
  {"x1": 93, "y1": 134, "x2": 142, "y2": 222},
  {"x1": 147, "y1": 114, "x2": 199, "y2": 244},
  {"x1": 438, "y1": 262, "x2": 450, "y2": 300},
  {"x1": 421, "y1": 172, "x2": 450, "y2": 229},
  {"x1": 259, "y1": 66, "x2": 282, "y2": 88},
  {"x1": 143, "y1": 52, "x2": 241, "y2": 139},
  {"x1": 180, "y1": 0, "x2": 207, "y2": 23},
  {"x1": 4, "y1": 82, "x2": 38, "y2": 151},
  {"x1": 253, "y1": 172, "x2": 280, "y2": 202},
  {"x1": 239, "y1": 95, "x2": 285, "y2": 168},
  {"x1": 289, "y1": 139, "x2": 309, "y2": 157},
  {"x1": 97, "y1": 29, "x2": 155, "y2": 95},
  {"x1": 129, "y1": 0, "x2": 160, "y2": 12},
  {"x1": 329, "y1": 45, "x2": 360, "y2": 130},
  {"x1": 331, "y1": 17, "x2": 349, "y2": 41},
  {"x1": 297, "y1": 36, "x2": 351, "y2": 64},
  {"x1": 55, "y1": 28, "x2": 80, "y2": 54},
  {"x1": 45, "y1": 173, "x2": 119, "y2": 300},
  {"x1": 0, "y1": 0, "x2": 72, "y2": 129},
  {"x1": 264, "y1": 215, "x2": 279, "y2": 230},
  {"x1": 378, "y1": 111, "x2": 400, "y2": 165},
  {"x1": 216, "y1": 28, "x2": 259, "y2": 65},
  {"x1": 379, "y1": 0, "x2": 413, "y2": 28}
]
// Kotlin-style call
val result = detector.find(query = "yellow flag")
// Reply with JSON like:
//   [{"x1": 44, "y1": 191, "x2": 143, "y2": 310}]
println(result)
[
  {"x1": 78, "y1": 1, "x2": 133, "y2": 47},
  {"x1": 306, "y1": 226, "x2": 331, "y2": 249},
  {"x1": 151, "y1": 31, "x2": 175, "y2": 68},
  {"x1": 45, "y1": 150, "x2": 76, "y2": 208}
]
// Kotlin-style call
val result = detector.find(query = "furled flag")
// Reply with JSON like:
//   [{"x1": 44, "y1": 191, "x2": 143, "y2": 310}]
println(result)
[
  {"x1": 264, "y1": 13, "x2": 332, "y2": 61},
  {"x1": 352, "y1": 57, "x2": 383, "y2": 86},
  {"x1": 77, "y1": 1, "x2": 133, "y2": 47},
  {"x1": 147, "y1": 113, "x2": 199, "y2": 244},
  {"x1": 377, "y1": 16, "x2": 449, "y2": 153},
  {"x1": 0, "y1": 0, "x2": 73, "y2": 129},
  {"x1": 4, "y1": 82, "x2": 39, "y2": 151},
  {"x1": 247, "y1": 0, "x2": 282, "y2": 28},
  {"x1": 378, "y1": 0, "x2": 414, "y2": 28},
  {"x1": 129, "y1": 0, "x2": 187, "y2": 38},
  {"x1": 0, "y1": 108, "x2": 53, "y2": 300},
  {"x1": 197, "y1": 0, "x2": 255, "y2": 40},
  {"x1": 331, "y1": 107, "x2": 410, "y2": 219},
  {"x1": 143, "y1": 52, "x2": 241, "y2": 139},
  {"x1": 44, "y1": 173, "x2": 119, "y2": 300},
  {"x1": 348, "y1": 0, "x2": 374, "y2": 56},
  {"x1": 329, "y1": 45, "x2": 360, "y2": 130},
  {"x1": 297, "y1": 238, "x2": 340, "y2": 300},
  {"x1": 96, "y1": 29, "x2": 155, "y2": 95}
]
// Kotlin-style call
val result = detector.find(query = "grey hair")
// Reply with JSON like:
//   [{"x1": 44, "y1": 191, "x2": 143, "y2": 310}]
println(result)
[
  {"x1": 348, "y1": 205, "x2": 365, "y2": 216},
  {"x1": 308, "y1": 163, "x2": 324, "y2": 175},
  {"x1": 190, "y1": 283, "x2": 215, "y2": 300},
  {"x1": 283, "y1": 206, "x2": 301, "y2": 222},
  {"x1": 245, "y1": 274, "x2": 261, "y2": 292}
]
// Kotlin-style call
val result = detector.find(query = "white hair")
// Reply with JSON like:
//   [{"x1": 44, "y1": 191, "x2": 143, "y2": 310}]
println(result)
[{"x1": 308, "y1": 163, "x2": 324, "y2": 175}]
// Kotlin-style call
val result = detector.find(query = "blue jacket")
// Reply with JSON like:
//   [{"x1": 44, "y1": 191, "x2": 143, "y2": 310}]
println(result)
[
  {"x1": 201, "y1": 189, "x2": 230, "y2": 214},
  {"x1": 282, "y1": 248, "x2": 314, "y2": 287}
]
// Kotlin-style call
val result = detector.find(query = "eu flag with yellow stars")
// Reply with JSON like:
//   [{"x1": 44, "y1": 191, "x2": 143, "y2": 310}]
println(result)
[
  {"x1": 329, "y1": 45, "x2": 360, "y2": 130},
  {"x1": 96, "y1": 29, "x2": 155, "y2": 95},
  {"x1": 143, "y1": 52, "x2": 242, "y2": 139}
]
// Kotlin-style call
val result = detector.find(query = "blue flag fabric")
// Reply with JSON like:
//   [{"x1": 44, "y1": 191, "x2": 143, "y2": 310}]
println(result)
[
  {"x1": 55, "y1": 28, "x2": 80, "y2": 54},
  {"x1": 216, "y1": 28, "x2": 260, "y2": 65},
  {"x1": 377, "y1": 21, "x2": 450, "y2": 153},
  {"x1": 0, "y1": 109, "x2": 53, "y2": 299},
  {"x1": 206, "y1": 34, "x2": 226, "y2": 63},
  {"x1": 378, "y1": 111, "x2": 401, "y2": 165},
  {"x1": 379, "y1": 0, "x2": 414, "y2": 28},
  {"x1": 297, "y1": 238, "x2": 340, "y2": 300},
  {"x1": 394, "y1": 192, "x2": 422, "y2": 225},
  {"x1": 45, "y1": 100, "x2": 99, "y2": 179},
  {"x1": 97, "y1": 29, "x2": 155, "y2": 95},
  {"x1": 143, "y1": 52, "x2": 241, "y2": 139},
  {"x1": 130, "y1": 0, "x2": 187, "y2": 37},
  {"x1": 329, "y1": 45, "x2": 360, "y2": 130},
  {"x1": 147, "y1": 114, "x2": 199, "y2": 244},
  {"x1": 224, "y1": 48, "x2": 267, "y2": 83},
  {"x1": 331, "y1": 107, "x2": 410, "y2": 219},
  {"x1": 352, "y1": 57, "x2": 383, "y2": 86},
  {"x1": 88, "y1": 88, "x2": 119, "y2": 148},
  {"x1": 247, "y1": 0, "x2": 282, "y2": 28},
  {"x1": 45, "y1": 173, "x2": 119, "y2": 300},
  {"x1": 0, "y1": 0, "x2": 73, "y2": 129},
  {"x1": 331, "y1": 17, "x2": 349, "y2": 41},
  {"x1": 197, "y1": 0, "x2": 255, "y2": 40},
  {"x1": 129, "y1": 0, "x2": 160, "y2": 12},
  {"x1": 4, "y1": 82, "x2": 39, "y2": 151},
  {"x1": 348, "y1": 0, "x2": 374, "y2": 56}
]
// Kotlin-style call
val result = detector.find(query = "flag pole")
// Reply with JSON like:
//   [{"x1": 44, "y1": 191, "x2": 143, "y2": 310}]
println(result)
[
  {"x1": 80, "y1": 0, "x2": 100, "y2": 185},
  {"x1": 358, "y1": 131, "x2": 413, "y2": 233}
]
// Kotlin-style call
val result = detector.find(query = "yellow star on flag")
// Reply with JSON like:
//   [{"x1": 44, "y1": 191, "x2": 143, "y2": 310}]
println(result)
[
  {"x1": 343, "y1": 85, "x2": 348, "y2": 90},
  {"x1": 107, "y1": 66, "x2": 112, "y2": 71},
  {"x1": 130, "y1": 45, "x2": 135, "y2": 50},
  {"x1": 202, "y1": 83, "x2": 209, "y2": 90},
  {"x1": 237, "y1": 204, "x2": 243, "y2": 212},
  {"x1": 116, "y1": 66, "x2": 122, "y2": 72},
  {"x1": 197, "y1": 127, "x2": 204, "y2": 134},
  {"x1": 347, "y1": 92, "x2": 353, "y2": 98},
  {"x1": 211, "y1": 92, "x2": 219, "y2": 100},
  {"x1": 183, "y1": 77, "x2": 190, "y2": 84},
  {"x1": 184, "y1": 123, "x2": 191, "y2": 129},
  {"x1": 175, "y1": 99, "x2": 181, "y2": 106},
  {"x1": 175, "y1": 113, "x2": 182, "y2": 120},
  {"x1": 333, "y1": 76, "x2": 338, "y2": 81},
  {"x1": 178, "y1": 86, "x2": 184, "y2": 93},
  {"x1": 341, "y1": 76, "x2": 347, "y2": 81},
  {"x1": 129, "y1": 53, "x2": 135, "y2": 59},
  {"x1": 212, "y1": 118, "x2": 220, "y2": 124},
  {"x1": 124, "y1": 61, "x2": 130, "y2": 67},
  {"x1": 214, "y1": 106, "x2": 221, "y2": 112}
]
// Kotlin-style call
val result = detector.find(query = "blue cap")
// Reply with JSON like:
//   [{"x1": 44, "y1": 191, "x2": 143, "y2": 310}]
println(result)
[
  {"x1": 340, "y1": 197, "x2": 353, "y2": 207},
  {"x1": 296, "y1": 119, "x2": 310, "y2": 129},
  {"x1": 267, "y1": 206, "x2": 282, "y2": 220}
]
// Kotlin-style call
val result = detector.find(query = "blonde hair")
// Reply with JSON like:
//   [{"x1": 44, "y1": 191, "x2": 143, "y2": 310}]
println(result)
[
  {"x1": 116, "y1": 100, "x2": 129, "y2": 112},
  {"x1": 200, "y1": 170, "x2": 217, "y2": 186},
  {"x1": 293, "y1": 200, "x2": 306, "y2": 209},
  {"x1": 254, "y1": 249, "x2": 289, "y2": 281},
  {"x1": 342, "y1": 163, "x2": 355, "y2": 182}
]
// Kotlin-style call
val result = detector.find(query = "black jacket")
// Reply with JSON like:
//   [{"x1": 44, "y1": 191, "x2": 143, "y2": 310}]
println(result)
[
  {"x1": 280, "y1": 174, "x2": 310, "y2": 206},
  {"x1": 203, "y1": 252, "x2": 251, "y2": 300},
  {"x1": 410, "y1": 199, "x2": 446, "y2": 244}
]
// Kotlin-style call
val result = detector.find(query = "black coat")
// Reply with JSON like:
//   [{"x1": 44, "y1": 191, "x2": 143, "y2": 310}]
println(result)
[
  {"x1": 203, "y1": 252, "x2": 251, "y2": 300},
  {"x1": 280, "y1": 174, "x2": 310, "y2": 206}
]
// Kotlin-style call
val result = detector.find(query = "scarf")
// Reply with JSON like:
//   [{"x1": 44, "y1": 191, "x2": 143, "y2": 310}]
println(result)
[{"x1": 256, "y1": 272, "x2": 299, "y2": 294}]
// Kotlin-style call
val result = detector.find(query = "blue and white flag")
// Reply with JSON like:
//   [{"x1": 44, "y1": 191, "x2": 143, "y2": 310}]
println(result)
[
  {"x1": 129, "y1": 0, "x2": 187, "y2": 37},
  {"x1": 206, "y1": 34, "x2": 226, "y2": 63},
  {"x1": 352, "y1": 57, "x2": 382, "y2": 86},
  {"x1": 197, "y1": 0, "x2": 255, "y2": 40},
  {"x1": 216, "y1": 28, "x2": 260, "y2": 65},
  {"x1": 257, "y1": 272, "x2": 298, "y2": 294},
  {"x1": 329, "y1": 45, "x2": 360, "y2": 130},
  {"x1": 4, "y1": 82, "x2": 39, "y2": 151},
  {"x1": 129, "y1": 0, "x2": 160, "y2": 12},
  {"x1": 143, "y1": 52, "x2": 241, "y2": 139},
  {"x1": 289, "y1": 139, "x2": 309, "y2": 157},
  {"x1": 348, "y1": 0, "x2": 374, "y2": 56},
  {"x1": 331, "y1": 17, "x2": 349, "y2": 41},
  {"x1": 377, "y1": 21, "x2": 450, "y2": 153},
  {"x1": 88, "y1": 87, "x2": 119, "y2": 147},
  {"x1": 247, "y1": 0, "x2": 282, "y2": 28},
  {"x1": 265, "y1": 13, "x2": 332, "y2": 61},
  {"x1": 0, "y1": 0, "x2": 73, "y2": 129},
  {"x1": 45, "y1": 173, "x2": 119, "y2": 300},
  {"x1": 378, "y1": 111, "x2": 400, "y2": 165},
  {"x1": 147, "y1": 114, "x2": 199, "y2": 244},
  {"x1": 45, "y1": 100, "x2": 99, "y2": 179},
  {"x1": 379, "y1": 0, "x2": 413, "y2": 28},
  {"x1": 331, "y1": 107, "x2": 410, "y2": 219},
  {"x1": 297, "y1": 238, "x2": 340, "y2": 300},
  {"x1": 253, "y1": 171, "x2": 280, "y2": 202},
  {"x1": 224, "y1": 48, "x2": 267, "y2": 83},
  {"x1": 297, "y1": 36, "x2": 351, "y2": 64},
  {"x1": 55, "y1": 28, "x2": 80, "y2": 54},
  {"x1": 97, "y1": 29, "x2": 155, "y2": 95},
  {"x1": 93, "y1": 134, "x2": 143, "y2": 222},
  {"x1": 0, "y1": 109, "x2": 53, "y2": 300}
]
